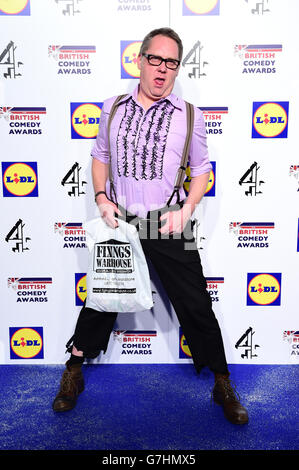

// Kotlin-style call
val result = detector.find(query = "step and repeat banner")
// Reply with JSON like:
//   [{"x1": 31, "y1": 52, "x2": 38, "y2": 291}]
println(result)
[{"x1": 1, "y1": 0, "x2": 298, "y2": 365}]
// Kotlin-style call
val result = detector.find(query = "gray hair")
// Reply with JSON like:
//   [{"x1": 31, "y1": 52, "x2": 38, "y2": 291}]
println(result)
[{"x1": 139, "y1": 27, "x2": 183, "y2": 62}]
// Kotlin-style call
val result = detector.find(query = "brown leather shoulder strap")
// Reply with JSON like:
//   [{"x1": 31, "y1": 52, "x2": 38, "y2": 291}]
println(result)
[
  {"x1": 107, "y1": 94, "x2": 128, "y2": 202},
  {"x1": 175, "y1": 101, "x2": 194, "y2": 189},
  {"x1": 167, "y1": 101, "x2": 194, "y2": 205}
]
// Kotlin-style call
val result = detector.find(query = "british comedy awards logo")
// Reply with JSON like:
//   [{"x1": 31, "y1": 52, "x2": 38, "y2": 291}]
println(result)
[
  {"x1": 183, "y1": 0, "x2": 220, "y2": 16},
  {"x1": 0, "y1": 107, "x2": 46, "y2": 135},
  {"x1": 9, "y1": 327, "x2": 44, "y2": 359},
  {"x1": 0, "y1": 0, "x2": 30, "y2": 16},
  {"x1": 200, "y1": 107, "x2": 228, "y2": 135},
  {"x1": 229, "y1": 222, "x2": 275, "y2": 248},
  {"x1": 8, "y1": 277, "x2": 52, "y2": 303},
  {"x1": 2, "y1": 162, "x2": 38, "y2": 197},
  {"x1": 252, "y1": 102, "x2": 289, "y2": 138},
  {"x1": 54, "y1": 223, "x2": 86, "y2": 249},
  {"x1": 113, "y1": 330, "x2": 157, "y2": 356},
  {"x1": 247, "y1": 273, "x2": 281, "y2": 306},
  {"x1": 283, "y1": 331, "x2": 299, "y2": 357},
  {"x1": 206, "y1": 277, "x2": 224, "y2": 302},
  {"x1": 234, "y1": 44, "x2": 282, "y2": 74},
  {"x1": 71, "y1": 102, "x2": 102, "y2": 139},
  {"x1": 289, "y1": 165, "x2": 299, "y2": 192},
  {"x1": 121, "y1": 41, "x2": 141, "y2": 79},
  {"x1": 48, "y1": 45, "x2": 96, "y2": 75},
  {"x1": 117, "y1": 0, "x2": 152, "y2": 12}
]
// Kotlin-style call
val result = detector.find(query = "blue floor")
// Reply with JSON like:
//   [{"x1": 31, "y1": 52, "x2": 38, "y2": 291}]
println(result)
[{"x1": 0, "y1": 364, "x2": 298, "y2": 453}]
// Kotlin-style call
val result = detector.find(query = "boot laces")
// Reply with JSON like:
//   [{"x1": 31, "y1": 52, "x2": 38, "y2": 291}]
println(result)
[
  {"x1": 211, "y1": 376, "x2": 241, "y2": 403},
  {"x1": 60, "y1": 370, "x2": 77, "y2": 394}
]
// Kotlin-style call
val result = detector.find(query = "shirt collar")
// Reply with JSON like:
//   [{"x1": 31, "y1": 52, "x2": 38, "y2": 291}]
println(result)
[{"x1": 117, "y1": 84, "x2": 184, "y2": 111}]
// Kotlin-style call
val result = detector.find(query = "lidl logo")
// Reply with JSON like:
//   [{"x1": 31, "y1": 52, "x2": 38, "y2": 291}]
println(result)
[
  {"x1": 252, "y1": 102, "x2": 289, "y2": 138},
  {"x1": 9, "y1": 327, "x2": 44, "y2": 359},
  {"x1": 2, "y1": 162, "x2": 38, "y2": 197},
  {"x1": 184, "y1": 161, "x2": 215, "y2": 197},
  {"x1": 247, "y1": 273, "x2": 281, "y2": 306},
  {"x1": 75, "y1": 273, "x2": 86, "y2": 305},
  {"x1": 183, "y1": 0, "x2": 220, "y2": 16},
  {"x1": 121, "y1": 41, "x2": 141, "y2": 79},
  {"x1": 179, "y1": 327, "x2": 192, "y2": 358},
  {"x1": 205, "y1": 161, "x2": 216, "y2": 197},
  {"x1": 71, "y1": 102, "x2": 103, "y2": 139},
  {"x1": 0, "y1": 0, "x2": 30, "y2": 15}
]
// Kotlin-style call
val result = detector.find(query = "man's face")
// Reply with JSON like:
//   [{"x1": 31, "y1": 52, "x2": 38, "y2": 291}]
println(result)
[{"x1": 137, "y1": 34, "x2": 180, "y2": 103}]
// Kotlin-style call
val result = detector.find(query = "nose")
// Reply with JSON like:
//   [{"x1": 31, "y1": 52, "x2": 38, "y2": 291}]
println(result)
[{"x1": 157, "y1": 60, "x2": 167, "y2": 73}]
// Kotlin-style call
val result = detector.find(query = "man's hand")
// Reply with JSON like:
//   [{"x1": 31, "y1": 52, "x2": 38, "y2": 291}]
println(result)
[
  {"x1": 96, "y1": 193, "x2": 122, "y2": 228},
  {"x1": 159, "y1": 205, "x2": 192, "y2": 235},
  {"x1": 159, "y1": 172, "x2": 210, "y2": 235}
]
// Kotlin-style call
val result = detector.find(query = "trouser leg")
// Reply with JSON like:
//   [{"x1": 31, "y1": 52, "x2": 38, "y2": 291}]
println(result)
[
  {"x1": 69, "y1": 301, "x2": 117, "y2": 359},
  {"x1": 141, "y1": 233, "x2": 229, "y2": 375}
]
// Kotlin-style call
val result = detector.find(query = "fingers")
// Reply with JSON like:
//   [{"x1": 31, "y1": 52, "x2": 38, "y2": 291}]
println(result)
[
  {"x1": 159, "y1": 212, "x2": 172, "y2": 234},
  {"x1": 159, "y1": 210, "x2": 186, "y2": 235},
  {"x1": 99, "y1": 202, "x2": 120, "y2": 229},
  {"x1": 102, "y1": 213, "x2": 119, "y2": 229}
]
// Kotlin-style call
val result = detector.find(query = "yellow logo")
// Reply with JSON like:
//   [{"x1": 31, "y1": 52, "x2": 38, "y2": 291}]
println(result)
[
  {"x1": 183, "y1": 165, "x2": 191, "y2": 194},
  {"x1": 76, "y1": 274, "x2": 87, "y2": 304},
  {"x1": 71, "y1": 103, "x2": 102, "y2": 139},
  {"x1": 0, "y1": 0, "x2": 28, "y2": 14},
  {"x1": 253, "y1": 102, "x2": 288, "y2": 137},
  {"x1": 184, "y1": 0, "x2": 219, "y2": 14},
  {"x1": 184, "y1": 167, "x2": 215, "y2": 195},
  {"x1": 180, "y1": 333, "x2": 192, "y2": 357},
  {"x1": 3, "y1": 162, "x2": 37, "y2": 196},
  {"x1": 121, "y1": 41, "x2": 141, "y2": 78},
  {"x1": 205, "y1": 168, "x2": 215, "y2": 194},
  {"x1": 248, "y1": 273, "x2": 281, "y2": 305},
  {"x1": 10, "y1": 328, "x2": 43, "y2": 359}
]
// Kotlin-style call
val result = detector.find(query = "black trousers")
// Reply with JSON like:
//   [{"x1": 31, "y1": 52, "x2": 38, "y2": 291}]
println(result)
[{"x1": 69, "y1": 208, "x2": 229, "y2": 375}]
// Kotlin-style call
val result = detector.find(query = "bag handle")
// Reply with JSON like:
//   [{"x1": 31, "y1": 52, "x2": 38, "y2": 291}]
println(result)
[{"x1": 166, "y1": 101, "x2": 194, "y2": 206}]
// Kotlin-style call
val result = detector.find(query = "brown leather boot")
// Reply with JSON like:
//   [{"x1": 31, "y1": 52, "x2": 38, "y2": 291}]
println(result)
[
  {"x1": 213, "y1": 373, "x2": 248, "y2": 425},
  {"x1": 52, "y1": 361, "x2": 84, "y2": 412}
]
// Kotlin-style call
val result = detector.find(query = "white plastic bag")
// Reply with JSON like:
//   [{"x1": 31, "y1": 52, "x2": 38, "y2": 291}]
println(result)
[{"x1": 84, "y1": 217, "x2": 153, "y2": 313}]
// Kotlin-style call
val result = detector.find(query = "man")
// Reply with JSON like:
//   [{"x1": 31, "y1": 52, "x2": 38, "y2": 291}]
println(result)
[{"x1": 52, "y1": 28, "x2": 248, "y2": 425}]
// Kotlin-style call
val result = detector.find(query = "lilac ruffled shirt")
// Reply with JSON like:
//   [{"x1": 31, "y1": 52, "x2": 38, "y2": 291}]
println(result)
[{"x1": 91, "y1": 85, "x2": 212, "y2": 218}]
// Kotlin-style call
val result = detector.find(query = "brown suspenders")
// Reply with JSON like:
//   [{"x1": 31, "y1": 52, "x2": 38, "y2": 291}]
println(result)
[
  {"x1": 107, "y1": 94, "x2": 128, "y2": 202},
  {"x1": 106, "y1": 94, "x2": 195, "y2": 205}
]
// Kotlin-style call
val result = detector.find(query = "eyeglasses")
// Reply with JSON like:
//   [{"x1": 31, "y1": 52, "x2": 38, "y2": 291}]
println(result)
[{"x1": 142, "y1": 53, "x2": 180, "y2": 70}]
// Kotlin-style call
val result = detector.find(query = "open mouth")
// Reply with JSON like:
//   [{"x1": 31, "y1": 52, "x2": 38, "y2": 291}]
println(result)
[{"x1": 154, "y1": 77, "x2": 165, "y2": 87}]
